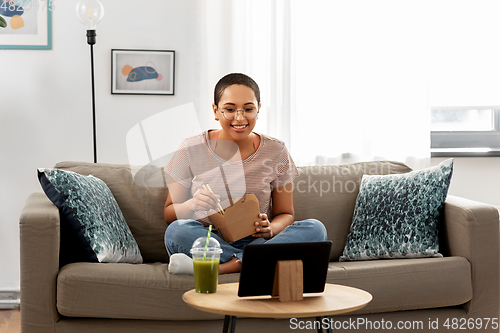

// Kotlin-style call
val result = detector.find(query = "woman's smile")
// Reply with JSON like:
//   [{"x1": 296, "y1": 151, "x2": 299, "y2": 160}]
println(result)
[{"x1": 231, "y1": 124, "x2": 249, "y2": 132}]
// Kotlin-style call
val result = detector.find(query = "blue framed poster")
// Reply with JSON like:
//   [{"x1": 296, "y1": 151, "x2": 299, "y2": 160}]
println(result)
[{"x1": 0, "y1": 0, "x2": 53, "y2": 50}]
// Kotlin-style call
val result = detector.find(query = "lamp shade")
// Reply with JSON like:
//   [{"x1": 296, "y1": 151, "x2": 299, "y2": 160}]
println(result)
[{"x1": 76, "y1": 0, "x2": 105, "y2": 30}]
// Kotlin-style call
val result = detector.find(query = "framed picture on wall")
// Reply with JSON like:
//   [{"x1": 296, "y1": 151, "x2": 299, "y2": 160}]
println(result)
[
  {"x1": 111, "y1": 49, "x2": 175, "y2": 95},
  {"x1": 0, "y1": 0, "x2": 53, "y2": 50}
]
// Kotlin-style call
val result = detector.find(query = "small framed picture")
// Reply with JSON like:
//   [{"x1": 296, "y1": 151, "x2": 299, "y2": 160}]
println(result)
[
  {"x1": 111, "y1": 49, "x2": 175, "y2": 95},
  {"x1": 0, "y1": 0, "x2": 53, "y2": 50}
]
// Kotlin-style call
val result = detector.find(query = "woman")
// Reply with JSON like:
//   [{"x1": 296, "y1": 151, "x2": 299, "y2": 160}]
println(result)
[{"x1": 164, "y1": 73, "x2": 327, "y2": 275}]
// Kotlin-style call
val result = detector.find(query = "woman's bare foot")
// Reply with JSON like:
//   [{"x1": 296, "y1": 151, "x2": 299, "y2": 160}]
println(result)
[{"x1": 219, "y1": 257, "x2": 241, "y2": 275}]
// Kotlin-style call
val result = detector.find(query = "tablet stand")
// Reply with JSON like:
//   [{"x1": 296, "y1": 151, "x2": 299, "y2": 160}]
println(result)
[{"x1": 271, "y1": 260, "x2": 303, "y2": 302}]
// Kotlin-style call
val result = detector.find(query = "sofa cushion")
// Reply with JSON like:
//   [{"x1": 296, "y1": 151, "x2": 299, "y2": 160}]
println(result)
[
  {"x1": 293, "y1": 161, "x2": 413, "y2": 261},
  {"x1": 56, "y1": 262, "x2": 239, "y2": 320},
  {"x1": 55, "y1": 162, "x2": 169, "y2": 263},
  {"x1": 328, "y1": 256, "x2": 471, "y2": 314},
  {"x1": 56, "y1": 256, "x2": 471, "y2": 320},
  {"x1": 38, "y1": 168, "x2": 143, "y2": 265},
  {"x1": 340, "y1": 159, "x2": 453, "y2": 261}
]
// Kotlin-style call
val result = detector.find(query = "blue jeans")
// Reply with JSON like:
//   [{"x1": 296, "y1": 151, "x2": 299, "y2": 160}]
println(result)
[{"x1": 164, "y1": 219, "x2": 328, "y2": 263}]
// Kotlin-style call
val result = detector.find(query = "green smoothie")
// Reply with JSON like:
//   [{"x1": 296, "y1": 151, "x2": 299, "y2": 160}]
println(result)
[{"x1": 193, "y1": 258, "x2": 220, "y2": 293}]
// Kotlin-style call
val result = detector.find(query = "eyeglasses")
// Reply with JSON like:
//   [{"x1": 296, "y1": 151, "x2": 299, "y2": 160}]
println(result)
[{"x1": 217, "y1": 106, "x2": 259, "y2": 120}]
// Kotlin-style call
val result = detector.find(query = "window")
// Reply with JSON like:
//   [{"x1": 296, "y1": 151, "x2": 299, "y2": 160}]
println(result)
[{"x1": 430, "y1": 107, "x2": 500, "y2": 157}]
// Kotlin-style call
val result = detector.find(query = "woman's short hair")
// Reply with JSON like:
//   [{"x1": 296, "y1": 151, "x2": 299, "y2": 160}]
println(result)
[{"x1": 214, "y1": 73, "x2": 261, "y2": 106}]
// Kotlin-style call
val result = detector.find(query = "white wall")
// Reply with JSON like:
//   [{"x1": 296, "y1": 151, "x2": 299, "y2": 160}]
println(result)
[
  {"x1": 431, "y1": 157, "x2": 500, "y2": 206},
  {"x1": 0, "y1": 0, "x2": 199, "y2": 289},
  {"x1": 1, "y1": 0, "x2": 500, "y2": 290}
]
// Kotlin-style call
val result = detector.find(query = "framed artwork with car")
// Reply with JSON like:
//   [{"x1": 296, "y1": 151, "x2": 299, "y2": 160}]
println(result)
[{"x1": 111, "y1": 49, "x2": 175, "y2": 95}]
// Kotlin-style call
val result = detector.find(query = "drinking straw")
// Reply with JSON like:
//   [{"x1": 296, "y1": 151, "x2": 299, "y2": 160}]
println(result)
[{"x1": 202, "y1": 224, "x2": 213, "y2": 261}]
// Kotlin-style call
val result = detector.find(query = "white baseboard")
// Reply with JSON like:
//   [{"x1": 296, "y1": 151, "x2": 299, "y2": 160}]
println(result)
[{"x1": 0, "y1": 289, "x2": 20, "y2": 309}]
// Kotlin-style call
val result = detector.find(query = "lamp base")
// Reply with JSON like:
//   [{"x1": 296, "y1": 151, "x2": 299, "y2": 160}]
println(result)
[{"x1": 86, "y1": 30, "x2": 96, "y2": 45}]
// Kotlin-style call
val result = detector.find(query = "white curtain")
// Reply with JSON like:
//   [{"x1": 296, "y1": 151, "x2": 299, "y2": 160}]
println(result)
[
  {"x1": 291, "y1": 1, "x2": 430, "y2": 169},
  {"x1": 195, "y1": 0, "x2": 294, "y2": 144},
  {"x1": 195, "y1": 0, "x2": 431, "y2": 170},
  {"x1": 428, "y1": 1, "x2": 500, "y2": 108}
]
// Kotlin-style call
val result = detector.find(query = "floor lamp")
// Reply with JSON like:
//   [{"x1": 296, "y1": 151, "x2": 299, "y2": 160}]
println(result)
[{"x1": 76, "y1": 0, "x2": 104, "y2": 163}]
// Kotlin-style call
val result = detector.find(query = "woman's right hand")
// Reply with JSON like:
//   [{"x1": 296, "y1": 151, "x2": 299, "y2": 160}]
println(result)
[{"x1": 190, "y1": 188, "x2": 220, "y2": 212}]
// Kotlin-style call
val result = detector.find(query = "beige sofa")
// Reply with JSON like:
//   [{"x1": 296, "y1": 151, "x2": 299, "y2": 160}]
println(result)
[{"x1": 20, "y1": 161, "x2": 499, "y2": 333}]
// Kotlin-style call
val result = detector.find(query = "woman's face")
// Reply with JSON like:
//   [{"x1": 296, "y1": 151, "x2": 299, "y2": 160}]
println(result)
[{"x1": 213, "y1": 84, "x2": 261, "y2": 142}]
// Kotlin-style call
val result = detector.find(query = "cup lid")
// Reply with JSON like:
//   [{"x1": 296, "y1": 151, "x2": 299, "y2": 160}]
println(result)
[{"x1": 190, "y1": 236, "x2": 223, "y2": 253}]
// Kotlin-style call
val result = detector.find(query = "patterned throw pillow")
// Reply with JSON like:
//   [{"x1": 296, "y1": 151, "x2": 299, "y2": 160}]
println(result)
[
  {"x1": 38, "y1": 168, "x2": 143, "y2": 266},
  {"x1": 339, "y1": 159, "x2": 453, "y2": 261}
]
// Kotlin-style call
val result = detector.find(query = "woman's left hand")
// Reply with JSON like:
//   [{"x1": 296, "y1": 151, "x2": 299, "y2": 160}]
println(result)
[{"x1": 252, "y1": 213, "x2": 274, "y2": 239}]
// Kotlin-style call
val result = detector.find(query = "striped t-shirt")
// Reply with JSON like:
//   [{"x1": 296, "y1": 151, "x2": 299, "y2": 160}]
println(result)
[{"x1": 165, "y1": 130, "x2": 299, "y2": 225}]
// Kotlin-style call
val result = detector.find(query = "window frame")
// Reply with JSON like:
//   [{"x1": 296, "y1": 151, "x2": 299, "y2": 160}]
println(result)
[{"x1": 430, "y1": 107, "x2": 500, "y2": 157}]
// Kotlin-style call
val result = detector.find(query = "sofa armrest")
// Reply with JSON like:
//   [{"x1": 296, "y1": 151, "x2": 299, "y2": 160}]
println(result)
[
  {"x1": 20, "y1": 193, "x2": 60, "y2": 333},
  {"x1": 440, "y1": 195, "x2": 499, "y2": 319}
]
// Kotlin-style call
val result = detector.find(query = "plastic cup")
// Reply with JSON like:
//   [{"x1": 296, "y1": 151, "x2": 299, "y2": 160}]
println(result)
[{"x1": 190, "y1": 236, "x2": 223, "y2": 293}]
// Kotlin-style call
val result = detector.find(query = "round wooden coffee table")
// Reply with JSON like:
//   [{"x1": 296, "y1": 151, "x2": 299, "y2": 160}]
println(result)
[{"x1": 183, "y1": 283, "x2": 372, "y2": 333}]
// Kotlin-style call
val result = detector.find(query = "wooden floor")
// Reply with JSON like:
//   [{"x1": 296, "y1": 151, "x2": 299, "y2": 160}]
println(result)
[{"x1": 0, "y1": 309, "x2": 20, "y2": 333}]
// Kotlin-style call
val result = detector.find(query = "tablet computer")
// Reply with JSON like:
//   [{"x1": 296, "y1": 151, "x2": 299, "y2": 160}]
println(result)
[{"x1": 237, "y1": 241, "x2": 332, "y2": 297}]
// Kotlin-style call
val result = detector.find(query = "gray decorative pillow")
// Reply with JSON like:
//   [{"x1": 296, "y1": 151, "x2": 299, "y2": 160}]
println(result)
[
  {"x1": 339, "y1": 159, "x2": 453, "y2": 261},
  {"x1": 38, "y1": 168, "x2": 143, "y2": 264}
]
